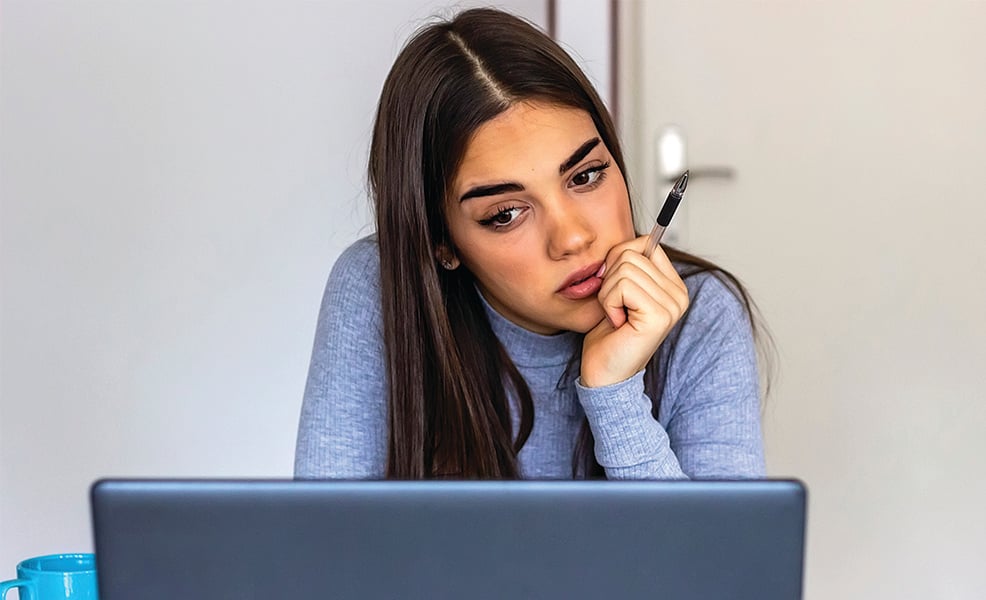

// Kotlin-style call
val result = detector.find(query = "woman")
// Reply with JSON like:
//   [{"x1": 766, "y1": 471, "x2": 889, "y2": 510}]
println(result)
[{"x1": 295, "y1": 8, "x2": 767, "y2": 480}]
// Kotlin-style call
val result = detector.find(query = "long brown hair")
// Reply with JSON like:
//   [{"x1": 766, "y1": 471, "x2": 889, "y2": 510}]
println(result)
[{"x1": 369, "y1": 8, "x2": 770, "y2": 479}]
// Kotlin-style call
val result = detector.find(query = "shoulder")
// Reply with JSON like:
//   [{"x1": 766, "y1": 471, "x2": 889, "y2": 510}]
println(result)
[
  {"x1": 318, "y1": 234, "x2": 384, "y2": 339},
  {"x1": 298, "y1": 236, "x2": 388, "y2": 479},
  {"x1": 675, "y1": 267, "x2": 751, "y2": 331},
  {"x1": 662, "y1": 267, "x2": 758, "y2": 391},
  {"x1": 324, "y1": 235, "x2": 381, "y2": 301},
  {"x1": 329, "y1": 235, "x2": 380, "y2": 285},
  {"x1": 657, "y1": 267, "x2": 764, "y2": 475}
]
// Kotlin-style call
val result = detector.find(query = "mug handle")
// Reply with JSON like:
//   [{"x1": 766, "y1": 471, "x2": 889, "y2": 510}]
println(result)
[{"x1": 0, "y1": 578, "x2": 33, "y2": 599}]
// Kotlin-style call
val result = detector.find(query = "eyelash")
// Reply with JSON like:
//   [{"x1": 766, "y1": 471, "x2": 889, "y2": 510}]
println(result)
[
  {"x1": 477, "y1": 161, "x2": 612, "y2": 231},
  {"x1": 570, "y1": 161, "x2": 610, "y2": 189},
  {"x1": 478, "y1": 205, "x2": 526, "y2": 229}
]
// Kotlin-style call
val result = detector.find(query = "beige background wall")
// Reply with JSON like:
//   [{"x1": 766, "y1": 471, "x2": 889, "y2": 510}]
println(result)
[{"x1": 618, "y1": 1, "x2": 986, "y2": 598}]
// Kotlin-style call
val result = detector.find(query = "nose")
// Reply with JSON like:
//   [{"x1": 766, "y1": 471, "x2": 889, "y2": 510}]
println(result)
[{"x1": 545, "y1": 197, "x2": 596, "y2": 260}]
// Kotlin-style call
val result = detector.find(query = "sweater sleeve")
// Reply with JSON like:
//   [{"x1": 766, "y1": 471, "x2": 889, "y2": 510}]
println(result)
[
  {"x1": 575, "y1": 272, "x2": 766, "y2": 480},
  {"x1": 294, "y1": 237, "x2": 388, "y2": 479},
  {"x1": 576, "y1": 372, "x2": 687, "y2": 479}
]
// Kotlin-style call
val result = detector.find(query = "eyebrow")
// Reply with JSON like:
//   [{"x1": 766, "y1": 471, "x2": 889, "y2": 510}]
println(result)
[
  {"x1": 458, "y1": 137, "x2": 603, "y2": 203},
  {"x1": 559, "y1": 137, "x2": 601, "y2": 175},
  {"x1": 459, "y1": 182, "x2": 525, "y2": 202}
]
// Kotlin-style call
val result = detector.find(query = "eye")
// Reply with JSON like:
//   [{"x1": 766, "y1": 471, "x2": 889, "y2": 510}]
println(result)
[
  {"x1": 570, "y1": 162, "x2": 610, "y2": 189},
  {"x1": 478, "y1": 206, "x2": 526, "y2": 230}
]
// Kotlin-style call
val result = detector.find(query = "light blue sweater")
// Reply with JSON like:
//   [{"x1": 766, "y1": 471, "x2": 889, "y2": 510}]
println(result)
[{"x1": 295, "y1": 236, "x2": 765, "y2": 479}]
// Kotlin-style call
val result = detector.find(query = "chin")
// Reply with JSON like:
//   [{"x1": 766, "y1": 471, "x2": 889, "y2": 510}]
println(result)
[{"x1": 563, "y1": 304, "x2": 606, "y2": 334}]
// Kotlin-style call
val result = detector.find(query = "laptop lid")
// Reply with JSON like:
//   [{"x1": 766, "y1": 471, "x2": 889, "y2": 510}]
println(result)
[{"x1": 91, "y1": 479, "x2": 805, "y2": 600}]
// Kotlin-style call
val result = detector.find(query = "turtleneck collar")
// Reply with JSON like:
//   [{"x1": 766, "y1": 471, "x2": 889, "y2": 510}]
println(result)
[{"x1": 477, "y1": 287, "x2": 581, "y2": 369}]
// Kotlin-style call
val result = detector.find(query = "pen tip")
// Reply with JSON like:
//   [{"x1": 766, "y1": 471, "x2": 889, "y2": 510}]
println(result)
[{"x1": 673, "y1": 171, "x2": 689, "y2": 196}]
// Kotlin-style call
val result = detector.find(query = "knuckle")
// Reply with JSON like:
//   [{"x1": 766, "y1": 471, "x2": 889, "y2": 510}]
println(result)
[
  {"x1": 653, "y1": 308, "x2": 673, "y2": 329},
  {"x1": 619, "y1": 248, "x2": 638, "y2": 262}
]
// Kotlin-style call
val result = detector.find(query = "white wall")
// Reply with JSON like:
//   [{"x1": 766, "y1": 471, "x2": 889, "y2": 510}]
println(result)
[
  {"x1": 553, "y1": 0, "x2": 613, "y2": 110},
  {"x1": 0, "y1": 0, "x2": 546, "y2": 570},
  {"x1": 618, "y1": 1, "x2": 986, "y2": 598}
]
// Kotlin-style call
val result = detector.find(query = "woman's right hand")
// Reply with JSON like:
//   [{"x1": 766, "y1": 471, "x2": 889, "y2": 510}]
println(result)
[{"x1": 580, "y1": 236, "x2": 689, "y2": 388}]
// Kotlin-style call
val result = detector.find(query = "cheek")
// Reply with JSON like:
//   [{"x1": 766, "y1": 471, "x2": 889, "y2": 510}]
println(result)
[
  {"x1": 454, "y1": 235, "x2": 546, "y2": 300},
  {"x1": 596, "y1": 183, "x2": 635, "y2": 236},
  {"x1": 473, "y1": 244, "x2": 537, "y2": 286},
  {"x1": 445, "y1": 211, "x2": 482, "y2": 261},
  {"x1": 448, "y1": 228, "x2": 515, "y2": 281},
  {"x1": 616, "y1": 182, "x2": 636, "y2": 235}
]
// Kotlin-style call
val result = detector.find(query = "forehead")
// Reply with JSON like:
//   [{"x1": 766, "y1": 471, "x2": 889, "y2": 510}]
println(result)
[{"x1": 454, "y1": 102, "x2": 600, "y2": 186}]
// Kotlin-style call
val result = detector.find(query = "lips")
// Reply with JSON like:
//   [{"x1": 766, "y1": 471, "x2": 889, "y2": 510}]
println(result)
[{"x1": 557, "y1": 261, "x2": 605, "y2": 300}]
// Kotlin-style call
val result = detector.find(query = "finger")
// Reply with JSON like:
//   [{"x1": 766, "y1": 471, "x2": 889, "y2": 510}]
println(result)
[
  {"x1": 599, "y1": 251, "x2": 689, "y2": 315},
  {"x1": 598, "y1": 272, "x2": 687, "y2": 330},
  {"x1": 601, "y1": 236, "x2": 645, "y2": 276},
  {"x1": 603, "y1": 234, "x2": 659, "y2": 262},
  {"x1": 600, "y1": 291, "x2": 627, "y2": 330},
  {"x1": 644, "y1": 243, "x2": 688, "y2": 296},
  {"x1": 598, "y1": 259, "x2": 673, "y2": 311},
  {"x1": 598, "y1": 270, "x2": 686, "y2": 331},
  {"x1": 603, "y1": 236, "x2": 687, "y2": 298},
  {"x1": 599, "y1": 276, "x2": 678, "y2": 334}
]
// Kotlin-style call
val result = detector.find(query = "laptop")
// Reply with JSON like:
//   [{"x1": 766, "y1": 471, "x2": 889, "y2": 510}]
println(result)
[{"x1": 91, "y1": 479, "x2": 806, "y2": 599}]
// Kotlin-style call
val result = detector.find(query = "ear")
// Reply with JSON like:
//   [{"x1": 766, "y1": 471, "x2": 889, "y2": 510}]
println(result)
[{"x1": 435, "y1": 245, "x2": 461, "y2": 271}]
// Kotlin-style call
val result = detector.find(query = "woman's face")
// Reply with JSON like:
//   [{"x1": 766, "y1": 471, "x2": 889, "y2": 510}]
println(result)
[{"x1": 445, "y1": 101, "x2": 636, "y2": 335}]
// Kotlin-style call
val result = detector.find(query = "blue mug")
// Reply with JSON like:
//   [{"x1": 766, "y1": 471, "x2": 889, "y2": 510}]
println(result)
[{"x1": 0, "y1": 554, "x2": 98, "y2": 600}]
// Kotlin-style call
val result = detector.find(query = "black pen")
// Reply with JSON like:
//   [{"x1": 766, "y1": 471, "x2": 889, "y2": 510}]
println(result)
[{"x1": 643, "y1": 170, "x2": 689, "y2": 258}]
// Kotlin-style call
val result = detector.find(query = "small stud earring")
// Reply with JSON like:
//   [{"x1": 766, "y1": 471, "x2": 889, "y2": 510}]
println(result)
[{"x1": 441, "y1": 259, "x2": 453, "y2": 270}]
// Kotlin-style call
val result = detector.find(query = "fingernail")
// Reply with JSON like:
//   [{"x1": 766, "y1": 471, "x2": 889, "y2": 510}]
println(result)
[{"x1": 596, "y1": 262, "x2": 606, "y2": 278}]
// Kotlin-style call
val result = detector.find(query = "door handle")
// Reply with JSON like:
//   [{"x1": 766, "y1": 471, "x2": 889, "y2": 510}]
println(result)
[{"x1": 656, "y1": 125, "x2": 736, "y2": 183}]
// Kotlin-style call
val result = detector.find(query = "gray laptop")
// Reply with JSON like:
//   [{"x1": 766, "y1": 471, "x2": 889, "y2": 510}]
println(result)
[{"x1": 91, "y1": 479, "x2": 806, "y2": 599}]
